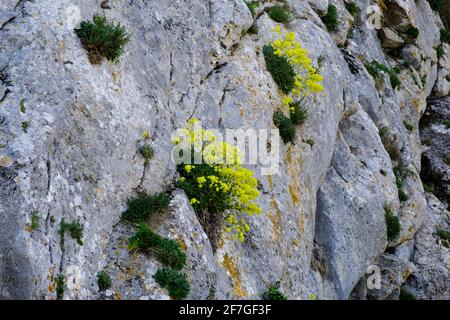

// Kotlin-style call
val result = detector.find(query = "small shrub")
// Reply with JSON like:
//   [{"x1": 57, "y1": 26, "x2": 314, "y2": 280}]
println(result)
[
  {"x1": 122, "y1": 192, "x2": 170, "y2": 223},
  {"x1": 55, "y1": 275, "x2": 66, "y2": 299},
  {"x1": 263, "y1": 45, "x2": 296, "y2": 94},
  {"x1": 273, "y1": 111, "x2": 296, "y2": 144},
  {"x1": 247, "y1": 24, "x2": 259, "y2": 35},
  {"x1": 428, "y1": 0, "x2": 445, "y2": 11},
  {"x1": 405, "y1": 26, "x2": 419, "y2": 40},
  {"x1": 128, "y1": 224, "x2": 187, "y2": 270},
  {"x1": 262, "y1": 281, "x2": 288, "y2": 300},
  {"x1": 75, "y1": 15, "x2": 130, "y2": 64},
  {"x1": 60, "y1": 219, "x2": 84, "y2": 245},
  {"x1": 384, "y1": 205, "x2": 401, "y2": 242},
  {"x1": 289, "y1": 100, "x2": 309, "y2": 125},
  {"x1": 139, "y1": 143, "x2": 154, "y2": 160},
  {"x1": 441, "y1": 29, "x2": 450, "y2": 44},
  {"x1": 153, "y1": 268, "x2": 190, "y2": 300},
  {"x1": 245, "y1": 1, "x2": 260, "y2": 17},
  {"x1": 306, "y1": 138, "x2": 315, "y2": 147},
  {"x1": 267, "y1": 6, "x2": 290, "y2": 23},
  {"x1": 97, "y1": 271, "x2": 112, "y2": 291},
  {"x1": 31, "y1": 211, "x2": 40, "y2": 230},
  {"x1": 345, "y1": 2, "x2": 358, "y2": 17},
  {"x1": 399, "y1": 289, "x2": 417, "y2": 300},
  {"x1": 436, "y1": 229, "x2": 450, "y2": 241},
  {"x1": 403, "y1": 120, "x2": 413, "y2": 132},
  {"x1": 321, "y1": 5, "x2": 339, "y2": 32},
  {"x1": 365, "y1": 60, "x2": 401, "y2": 90}
]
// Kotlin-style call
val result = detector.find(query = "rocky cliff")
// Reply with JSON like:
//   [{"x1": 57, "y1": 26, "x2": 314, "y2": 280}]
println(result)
[{"x1": 0, "y1": 0, "x2": 448, "y2": 300}]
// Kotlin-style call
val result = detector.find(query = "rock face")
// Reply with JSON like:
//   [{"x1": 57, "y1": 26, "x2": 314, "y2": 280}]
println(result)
[{"x1": 0, "y1": 0, "x2": 448, "y2": 300}]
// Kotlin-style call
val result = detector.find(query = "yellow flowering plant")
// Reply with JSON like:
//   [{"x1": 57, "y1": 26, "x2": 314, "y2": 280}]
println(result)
[{"x1": 173, "y1": 118, "x2": 261, "y2": 242}]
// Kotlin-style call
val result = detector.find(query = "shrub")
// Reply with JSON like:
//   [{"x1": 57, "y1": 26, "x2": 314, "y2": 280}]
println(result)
[
  {"x1": 139, "y1": 143, "x2": 154, "y2": 160},
  {"x1": 55, "y1": 275, "x2": 66, "y2": 299},
  {"x1": 384, "y1": 205, "x2": 401, "y2": 242},
  {"x1": 97, "y1": 271, "x2": 112, "y2": 291},
  {"x1": 289, "y1": 100, "x2": 309, "y2": 125},
  {"x1": 245, "y1": 1, "x2": 260, "y2": 17},
  {"x1": 441, "y1": 29, "x2": 450, "y2": 44},
  {"x1": 31, "y1": 211, "x2": 40, "y2": 230},
  {"x1": 128, "y1": 224, "x2": 187, "y2": 270},
  {"x1": 345, "y1": 2, "x2": 358, "y2": 17},
  {"x1": 75, "y1": 15, "x2": 130, "y2": 64},
  {"x1": 262, "y1": 281, "x2": 288, "y2": 300},
  {"x1": 321, "y1": 5, "x2": 339, "y2": 32},
  {"x1": 60, "y1": 219, "x2": 83, "y2": 245},
  {"x1": 263, "y1": 45, "x2": 296, "y2": 94},
  {"x1": 273, "y1": 111, "x2": 296, "y2": 144},
  {"x1": 122, "y1": 192, "x2": 170, "y2": 223},
  {"x1": 428, "y1": 0, "x2": 445, "y2": 11},
  {"x1": 399, "y1": 289, "x2": 417, "y2": 300},
  {"x1": 267, "y1": 6, "x2": 290, "y2": 23},
  {"x1": 405, "y1": 26, "x2": 419, "y2": 40},
  {"x1": 153, "y1": 268, "x2": 190, "y2": 300},
  {"x1": 365, "y1": 60, "x2": 400, "y2": 90}
]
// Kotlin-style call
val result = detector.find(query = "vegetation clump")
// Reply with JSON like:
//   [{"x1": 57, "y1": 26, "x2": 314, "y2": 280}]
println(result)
[
  {"x1": 31, "y1": 211, "x2": 40, "y2": 230},
  {"x1": 321, "y1": 5, "x2": 339, "y2": 32},
  {"x1": 97, "y1": 271, "x2": 112, "y2": 291},
  {"x1": 122, "y1": 192, "x2": 170, "y2": 223},
  {"x1": 393, "y1": 168, "x2": 408, "y2": 202},
  {"x1": 440, "y1": 29, "x2": 450, "y2": 44},
  {"x1": 345, "y1": 2, "x2": 358, "y2": 17},
  {"x1": 75, "y1": 15, "x2": 130, "y2": 64},
  {"x1": 139, "y1": 143, "x2": 155, "y2": 161},
  {"x1": 245, "y1": 1, "x2": 260, "y2": 17},
  {"x1": 60, "y1": 219, "x2": 84, "y2": 245},
  {"x1": 289, "y1": 100, "x2": 309, "y2": 125},
  {"x1": 263, "y1": 45, "x2": 296, "y2": 94},
  {"x1": 399, "y1": 289, "x2": 417, "y2": 300},
  {"x1": 267, "y1": 6, "x2": 291, "y2": 23},
  {"x1": 153, "y1": 268, "x2": 190, "y2": 300},
  {"x1": 405, "y1": 26, "x2": 419, "y2": 40},
  {"x1": 262, "y1": 281, "x2": 288, "y2": 300},
  {"x1": 55, "y1": 275, "x2": 66, "y2": 299},
  {"x1": 273, "y1": 111, "x2": 296, "y2": 144},
  {"x1": 384, "y1": 204, "x2": 401, "y2": 242},
  {"x1": 365, "y1": 60, "x2": 401, "y2": 90}
]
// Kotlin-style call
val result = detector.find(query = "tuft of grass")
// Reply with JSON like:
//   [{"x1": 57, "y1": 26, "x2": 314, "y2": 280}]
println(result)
[
  {"x1": 306, "y1": 138, "x2": 315, "y2": 147},
  {"x1": 153, "y1": 268, "x2": 190, "y2": 300},
  {"x1": 267, "y1": 6, "x2": 291, "y2": 23},
  {"x1": 245, "y1": 1, "x2": 260, "y2": 17},
  {"x1": 55, "y1": 275, "x2": 66, "y2": 299},
  {"x1": 428, "y1": 0, "x2": 445, "y2": 11},
  {"x1": 436, "y1": 45, "x2": 444, "y2": 58},
  {"x1": 436, "y1": 229, "x2": 450, "y2": 241},
  {"x1": 128, "y1": 224, "x2": 187, "y2": 270},
  {"x1": 321, "y1": 5, "x2": 339, "y2": 32},
  {"x1": 247, "y1": 24, "x2": 259, "y2": 35},
  {"x1": 139, "y1": 143, "x2": 154, "y2": 160},
  {"x1": 263, "y1": 45, "x2": 296, "y2": 94},
  {"x1": 97, "y1": 271, "x2": 112, "y2": 291},
  {"x1": 262, "y1": 281, "x2": 288, "y2": 300},
  {"x1": 384, "y1": 204, "x2": 401, "y2": 242},
  {"x1": 403, "y1": 120, "x2": 413, "y2": 133},
  {"x1": 60, "y1": 219, "x2": 84, "y2": 246},
  {"x1": 345, "y1": 2, "x2": 358, "y2": 17},
  {"x1": 399, "y1": 289, "x2": 417, "y2": 300},
  {"x1": 75, "y1": 15, "x2": 130, "y2": 64},
  {"x1": 273, "y1": 111, "x2": 296, "y2": 144},
  {"x1": 289, "y1": 100, "x2": 309, "y2": 125},
  {"x1": 122, "y1": 192, "x2": 170, "y2": 223},
  {"x1": 394, "y1": 168, "x2": 408, "y2": 202},
  {"x1": 21, "y1": 121, "x2": 29, "y2": 133},
  {"x1": 441, "y1": 29, "x2": 450, "y2": 44},
  {"x1": 365, "y1": 60, "x2": 401, "y2": 90},
  {"x1": 405, "y1": 26, "x2": 419, "y2": 40},
  {"x1": 31, "y1": 211, "x2": 40, "y2": 230}
]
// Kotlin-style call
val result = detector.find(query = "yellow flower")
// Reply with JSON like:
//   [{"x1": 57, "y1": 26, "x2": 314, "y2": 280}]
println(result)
[
  {"x1": 190, "y1": 198, "x2": 200, "y2": 205},
  {"x1": 184, "y1": 165, "x2": 195, "y2": 173},
  {"x1": 142, "y1": 131, "x2": 150, "y2": 139}
]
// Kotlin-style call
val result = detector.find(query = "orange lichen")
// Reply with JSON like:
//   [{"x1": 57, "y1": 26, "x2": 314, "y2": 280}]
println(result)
[{"x1": 222, "y1": 254, "x2": 247, "y2": 298}]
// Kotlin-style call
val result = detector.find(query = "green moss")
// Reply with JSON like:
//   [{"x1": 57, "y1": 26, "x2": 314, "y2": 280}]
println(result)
[
  {"x1": 263, "y1": 45, "x2": 296, "y2": 94},
  {"x1": 245, "y1": 1, "x2": 260, "y2": 17},
  {"x1": 139, "y1": 143, "x2": 154, "y2": 160},
  {"x1": 129, "y1": 224, "x2": 187, "y2": 270},
  {"x1": 55, "y1": 275, "x2": 66, "y2": 299},
  {"x1": 122, "y1": 192, "x2": 170, "y2": 223},
  {"x1": 321, "y1": 5, "x2": 339, "y2": 32},
  {"x1": 75, "y1": 15, "x2": 130, "y2": 64},
  {"x1": 31, "y1": 211, "x2": 40, "y2": 230},
  {"x1": 97, "y1": 271, "x2": 112, "y2": 291},
  {"x1": 289, "y1": 100, "x2": 309, "y2": 125},
  {"x1": 384, "y1": 205, "x2": 401, "y2": 242},
  {"x1": 345, "y1": 2, "x2": 358, "y2": 17},
  {"x1": 267, "y1": 6, "x2": 291, "y2": 23},
  {"x1": 262, "y1": 281, "x2": 288, "y2": 300},
  {"x1": 399, "y1": 289, "x2": 417, "y2": 300},
  {"x1": 153, "y1": 268, "x2": 190, "y2": 300},
  {"x1": 273, "y1": 110, "x2": 296, "y2": 144},
  {"x1": 60, "y1": 219, "x2": 84, "y2": 245}
]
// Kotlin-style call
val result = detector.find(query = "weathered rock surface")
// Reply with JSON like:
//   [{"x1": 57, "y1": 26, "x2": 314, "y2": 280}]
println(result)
[{"x1": 0, "y1": 0, "x2": 448, "y2": 300}]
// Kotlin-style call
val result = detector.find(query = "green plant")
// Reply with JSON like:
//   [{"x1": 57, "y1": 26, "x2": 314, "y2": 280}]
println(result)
[
  {"x1": 399, "y1": 289, "x2": 417, "y2": 300},
  {"x1": 365, "y1": 60, "x2": 401, "y2": 90},
  {"x1": 139, "y1": 143, "x2": 154, "y2": 160},
  {"x1": 122, "y1": 192, "x2": 170, "y2": 223},
  {"x1": 321, "y1": 5, "x2": 339, "y2": 32},
  {"x1": 247, "y1": 24, "x2": 259, "y2": 35},
  {"x1": 267, "y1": 6, "x2": 290, "y2": 23},
  {"x1": 405, "y1": 26, "x2": 419, "y2": 40},
  {"x1": 262, "y1": 281, "x2": 288, "y2": 300},
  {"x1": 428, "y1": 0, "x2": 445, "y2": 11},
  {"x1": 21, "y1": 121, "x2": 29, "y2": 132},
  {"x1": 55, "y1": 275, "x2": 66, "y2": 299},
  {"x1": 437, "y1": 45, "x2": 444, "y2": 58},
  {"x1": 289, "y1": 100, "x2": 309, "y2": 125},
  {"x1": 306, "y1": 138, "x2": 315, "y2": 147},
  {"x1": 436, "y1": 229, "x2": 450, "y2": 241},
  {"x1": 20, "y1": 99, "x2": 26, "y2": 113},
  {"x1": 263, "y1": 45, "x2": 296, "y2": 94},
  {"x1": 443, "y1": 119, "x2": 450, "y2": 129},
  {"x1": 273, "y1": 111, "x2": 296, "y2": 144},
  {"x1": 423, "y1": 182, "x2": 434, "y2": 193},
  {"x1": 245, "y1": 1, "x2": 260, "y2": 17},
  {"x1": 441, "y1": 29, "x2": 450, "y2": 44},
  {"x1": 153, "y1": 268, "x2": 190, "y2": 300},
  {"x1": 31, "y1": 211, "x2": 40, "y2": 230},
  {"x1": 384, "y1": 204, "x2": 401, "y2": 242},
  {"x1": 394, "y1": 169, "x2": 408, "y2": 202},
  {"x1": 75, "y1": 15, "x2": 130, "y2": 64},
  {"x1": 345, "y1": 2, "x2": 358, "y2": 17},
  {"x1": 97, "y1": 271, "x2": 112, "y2": 291},
  {"x1": 60, "y1": 219, "x2": 84, "y2": 245},
  {"x1": 129, "y1": 224, "x2": 187, "y2": 270},
  {"x1": 403, "y1": 120, "x2": 413, "y2": 132}
]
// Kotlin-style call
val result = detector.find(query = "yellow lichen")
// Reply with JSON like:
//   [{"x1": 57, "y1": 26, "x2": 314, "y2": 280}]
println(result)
[{"x1": 222, "y1": 254, "x2": 247, "y2": 298}]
